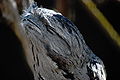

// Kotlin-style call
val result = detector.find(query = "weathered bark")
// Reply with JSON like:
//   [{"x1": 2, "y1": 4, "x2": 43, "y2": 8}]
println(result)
[{"x1": 0, "y1": 0, "x2": 34, "y2": 77}]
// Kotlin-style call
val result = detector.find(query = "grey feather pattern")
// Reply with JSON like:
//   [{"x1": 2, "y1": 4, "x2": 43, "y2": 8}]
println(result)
[{"x1": 21, "y1": 3, "x2": 106, "y2": 80}]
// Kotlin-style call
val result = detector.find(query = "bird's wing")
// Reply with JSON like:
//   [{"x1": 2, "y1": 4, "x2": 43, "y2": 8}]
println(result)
[{"x1": 21, "y1": 2, "x2": 106, "y2": 80}]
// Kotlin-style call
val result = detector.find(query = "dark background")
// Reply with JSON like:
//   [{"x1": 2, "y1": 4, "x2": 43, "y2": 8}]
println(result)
[{"x1": 0, "y1": 0, "x2": 120, "y2": 80}]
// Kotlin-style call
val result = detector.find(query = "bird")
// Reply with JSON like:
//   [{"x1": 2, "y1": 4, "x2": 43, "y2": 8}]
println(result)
[{"x1": 21, "y1": 2, "x2": 106, "y2": 80}]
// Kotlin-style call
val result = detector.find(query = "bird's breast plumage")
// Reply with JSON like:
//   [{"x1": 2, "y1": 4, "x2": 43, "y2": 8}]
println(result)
[{"x1": 21, "y1": 3, "x2": 106, "y2": 80}]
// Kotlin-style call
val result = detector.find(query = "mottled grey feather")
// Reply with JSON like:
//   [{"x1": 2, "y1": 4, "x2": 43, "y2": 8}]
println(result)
[{"x1": 21, "y1": 3, "x2": 106, "y2": 80}]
